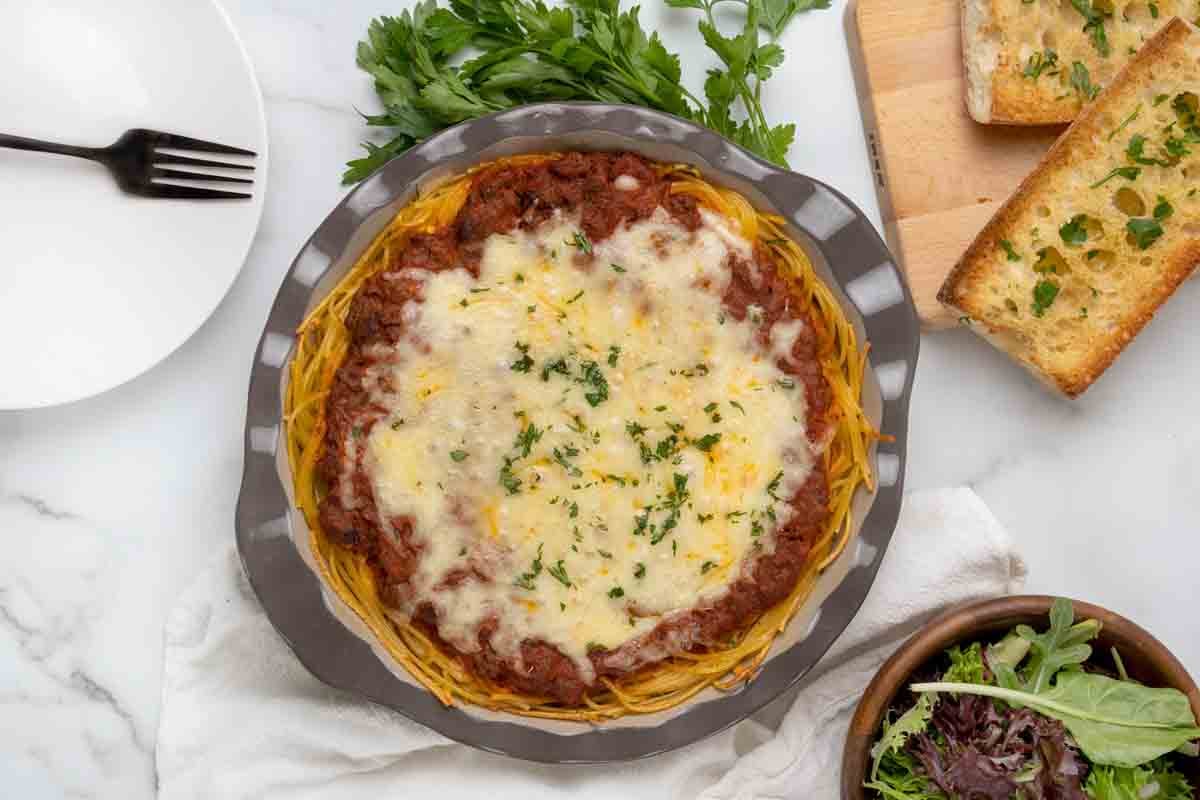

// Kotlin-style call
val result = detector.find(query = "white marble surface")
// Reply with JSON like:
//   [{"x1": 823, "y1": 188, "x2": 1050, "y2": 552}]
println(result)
[{"x1": 1, "y1": 0, "x2": 1197, "y2": 796}]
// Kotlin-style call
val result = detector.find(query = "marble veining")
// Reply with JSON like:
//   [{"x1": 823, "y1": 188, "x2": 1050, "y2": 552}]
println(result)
[{"x1": 1, "y1": 0, "x2": 1197, "y2": 796}]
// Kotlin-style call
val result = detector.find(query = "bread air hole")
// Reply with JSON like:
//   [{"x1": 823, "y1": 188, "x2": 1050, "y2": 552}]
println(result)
[
  {"x1": 1114, "y1": 187, "x2": 1146, "y2": 216},
  {"x1": 1122, "y1": 2, "x2": 1150, "y2": 23},
  {"x1": 1037, "y1": 205, "x2": 1052, "y2": 218},
  {"x1": 1084, "y1": 249, "x2": 1116, "y2": 272}
]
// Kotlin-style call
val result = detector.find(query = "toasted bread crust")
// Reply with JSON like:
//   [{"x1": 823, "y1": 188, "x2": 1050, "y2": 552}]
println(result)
[
  {"x1": 964, "y1": 0, "x2": 1192, "y2": 125},
  {"x1": 942, "y1": 18, "x2": 1200, "y2": 396}
]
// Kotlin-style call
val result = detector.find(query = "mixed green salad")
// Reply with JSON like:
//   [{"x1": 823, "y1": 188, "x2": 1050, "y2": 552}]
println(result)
[{"x1": 867, "y1": 599, "x2": 1200, "y2": 799}]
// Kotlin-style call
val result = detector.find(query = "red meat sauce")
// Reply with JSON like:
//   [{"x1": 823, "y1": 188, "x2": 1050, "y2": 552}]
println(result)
[{"x1": 317, "y1": 152, "x2": 833, "y2": 704}]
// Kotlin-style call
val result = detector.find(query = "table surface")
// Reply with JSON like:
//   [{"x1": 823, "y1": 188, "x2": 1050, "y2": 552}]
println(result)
[{"x1": 2, "y1": 0, "x2": 1197, "y2": 796}]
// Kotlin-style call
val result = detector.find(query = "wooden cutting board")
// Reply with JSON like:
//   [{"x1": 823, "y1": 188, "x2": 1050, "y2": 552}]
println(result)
[{"x1": 847, "y1": 0, "x2": 1066, "y2": 327}]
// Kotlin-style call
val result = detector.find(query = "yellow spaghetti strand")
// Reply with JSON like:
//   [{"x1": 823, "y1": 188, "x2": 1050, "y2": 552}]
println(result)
[{"x1": 282, "y1": 153, "x2": 878, "y2": 721}]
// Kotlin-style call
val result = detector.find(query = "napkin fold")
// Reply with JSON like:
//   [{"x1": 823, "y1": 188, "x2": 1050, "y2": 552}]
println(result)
[{"x1": 157, "y1": 488, "x2": 1025, "y2": 799}]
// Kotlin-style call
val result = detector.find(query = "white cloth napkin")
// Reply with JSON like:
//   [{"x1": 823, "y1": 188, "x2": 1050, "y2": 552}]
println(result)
[{"x1": 156, "y1": 488, "x2": 1025, "y2": 799}]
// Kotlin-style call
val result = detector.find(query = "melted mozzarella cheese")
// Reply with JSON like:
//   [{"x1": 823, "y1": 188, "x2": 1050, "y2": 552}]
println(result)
[{"x1": 365, "y1": 208, "x2": 815, "y2": 680}]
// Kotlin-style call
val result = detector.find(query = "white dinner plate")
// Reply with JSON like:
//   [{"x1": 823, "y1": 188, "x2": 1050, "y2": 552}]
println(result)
[{"x1": 0, "y1": 0, "x2": 267, "y2": 409}]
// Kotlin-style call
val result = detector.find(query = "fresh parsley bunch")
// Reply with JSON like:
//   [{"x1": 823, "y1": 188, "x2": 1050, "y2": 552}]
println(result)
[{"x1": 344, "y1": 0, "x2": 829, "y2": 183}]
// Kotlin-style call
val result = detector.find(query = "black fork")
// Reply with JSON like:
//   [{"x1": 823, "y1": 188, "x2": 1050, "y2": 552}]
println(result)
[{"x1": 0, "y1": 128, "x2": 257, "y2": 200}]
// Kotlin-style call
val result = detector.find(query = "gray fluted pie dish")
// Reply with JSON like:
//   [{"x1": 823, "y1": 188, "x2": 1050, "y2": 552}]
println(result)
[{"x1": 235, "y1": 102, "x2": 919, "y2": 763}]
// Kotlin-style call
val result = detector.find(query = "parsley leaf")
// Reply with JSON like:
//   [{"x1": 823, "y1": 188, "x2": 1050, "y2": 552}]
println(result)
[
  {"x1": 1032, "y1": 279, "x2": 1060, "y2": 318},
  {"x1": 547, "y1": 559, "x2": 572, "y2": 587},
  {"x1": 1070, "y1": 61, "x2": 1100, "y2": 101},
  {"x1": 567, "y1": 231, "x2": 592, "y2": 255},
  {"x1": 514, "y1": 544, "x2": 544, "y2": 590},
  {"x1": 510, "y1": 341, "x2": 534, "y2": 373},
  {"x1": 693, "y1": 432, "x2": 722, "y2": 452},
  {"x1": 1023, "y1": 48, "x2": 1058, "y2": 80},
  {"x1": 1059, "y1": 214, "x2": 1090, "y2": 246},
  {"x1": 1154, "y1": 195, "x2": 1174, "y2": 221},
  {"x1": 449, "y1": 449, "x2": 469, "y2": 462},
  {"x1": 1089, "y1": 165, "x2": 1140, "y2": 188},
  {"x1": 999, "y1": 239, "x2": 1021, "y2": 261},
  {"x1": 1127, "y1": 218, "x2": 1163, "y2": 250}
]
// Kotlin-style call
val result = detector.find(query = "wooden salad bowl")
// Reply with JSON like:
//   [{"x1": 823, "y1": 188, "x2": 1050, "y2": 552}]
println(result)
[{"x1": 841, "y1": 595, "x2": 1200, "y2": 798}]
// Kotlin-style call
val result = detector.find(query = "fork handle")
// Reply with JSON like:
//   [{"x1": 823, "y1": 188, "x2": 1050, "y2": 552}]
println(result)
[{"x1": 0, "y1": 133, "x2": 102, "y2": 161}]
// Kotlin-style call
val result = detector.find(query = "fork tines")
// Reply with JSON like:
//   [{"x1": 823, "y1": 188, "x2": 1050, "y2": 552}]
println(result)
[{"x1": 141, "y1": 129, "x2": 258, "y2": 199}]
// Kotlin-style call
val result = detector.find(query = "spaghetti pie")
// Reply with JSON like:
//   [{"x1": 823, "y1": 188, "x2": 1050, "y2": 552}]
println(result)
[{"x1": 286, "y1": 152, "x2": 875, "y2": 719}]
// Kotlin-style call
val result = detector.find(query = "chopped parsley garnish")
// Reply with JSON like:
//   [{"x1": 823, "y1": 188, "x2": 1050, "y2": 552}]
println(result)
[
  {"x1": 777, "y1": 378, "x2": 795, "y2": 389},
  {"x1": 604, "y1": 473, "x2": 628, "y2": 487},
  {"x1": 666, "y1": 421, "x2": 685, "y2": 433},
  {"x1": 540, "y1": 356, "x2": 570, "y2": 382},
  {"x1": 729, "y1": 400, "x2": 746, "y2": 414},
  {"x1": 566, "y1": 289, "x2": 585, "y2": 304},
  {"x1": 450, "y1": 450, "x2": 469, "y2": 462},
  {"x1": 1005, "y1": 298, "x2": 1020, "y2": 314},
  {"x1": 1154, "y1": 94, "x2": 1170, "y2": 106},
  {"x1": 999, "y1": 239, "x2": 1021, "y2": 261},
  {"x1": 693, "y1": 433, "x2": 722, "y2": 452},
  {"x1": 567, "y1": 231, "x2": 593, "y2": 255},
  {"x1": 1031, "y1": 280, "x2": 1060, "y2": 318},
  {"x1": 514, "y1": 544, "x2": 544, "y2": 590},
  {"x1": 654, "y1": 405, "x2": 667, "y2": 412},
  {"x1": 633, "y1": 563, "x2": 646, "y2": 579},
  {"x1": 703, "y1": 402, "x2": 718, "y2": 413},
  {"x1": 578, "y1": 360, "x2": 609, "y2": 406},
  {"x1": 1126, "y1": 134, "x2": 1173, "y2": 167},
  {"x1": 597, "y1": 549, "x2": 613, "y2": 559},
  {"x1": 1023, "y1": 49, "x2": 1058, "y2": 80},
  {"x1": 1089, "y1": 165, "x2": 1140, "y2": 188},
  {"x1": 469, "y1": 287, "x2": 490, "y2": 293},
  {"x1": 608, "y1": 586, "x2": 624, "y2": 599},
  {"x1": 766, "y1": 470, "x2": 784, "y2": 501},
  {"x1": 607, "y1": 345, "x2": 621, "y2": 367},
  {"x1": 553, "y1": 447, "x2": 582, "y2": 478},
  {"x1": 649, "y1": 474, "x2": 690, "y2": 546},
  {"x1": 500, "y1": 457, "x2": 522, "y2": 495},
  {"x1": 697, "y1": 513, "x2": 714, "y2": 524},
  {"x1": 1107, "y1": 105, "x2": 1141, "y2": 141},
  {"x1": 514, "y1": 422, "x2": 543, "y2": 457},
  {"x1": 1070, "y1": 62, "x2": 1100, "y2": 101},
  {"x1": 654, "y1": 434, "x2": 680, "y2": 461},
  {"x1": 1154, "y1": 195, "x2": 1174, "y2": 220},
  {"x1": 510, "y1": 341, "x2": 534, "y2": 373},
  {"x1": 751, "y1": 518, "x2": 764, "y2": 537},
  {"x1": 625, "y1": 420, "x2": 647, "y2": 439},
  {"x1": 633, "y1": 509, "x2": 650, "y2": 537},
  {"x1": 700, "y1": 560, "x2": 717, "y2": 575},
  {"x1": 610, "y1": 263, "x2": 626, "y2": 273},
  {"x1": 1126, "y1": 218, "x2": 1164, "y2": 250},
  {"x1": 569, "y1": 500, "x2": 579, "y2": 518},
  {"x1": 1070, "y1": 0, "x2": 1110, "y2": 57},
  {"x1": 547, "y1": 560, "x2": 572, "y2": 587},
  {"x1": 1059, "y1": 214, "x2": 1090, "y2": 245},
  {"x1": 390, "y1": 418, "x2": 405, "y2": 430}
]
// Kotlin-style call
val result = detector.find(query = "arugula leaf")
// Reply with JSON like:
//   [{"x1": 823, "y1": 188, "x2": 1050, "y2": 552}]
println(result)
[
  {"x1": 993, "y1": 597, "x2": 1100, "y2": 695},
  {"x1": 910, "y1": 675, "x2": 1200, "y2": 768}
]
